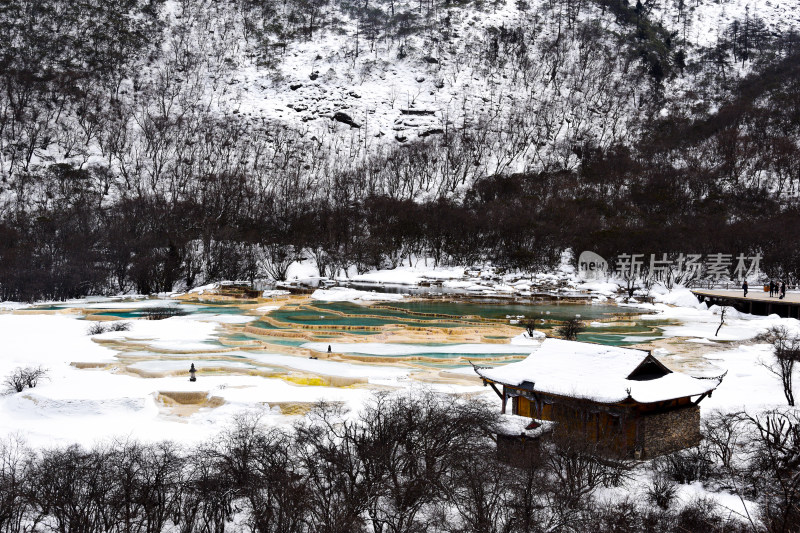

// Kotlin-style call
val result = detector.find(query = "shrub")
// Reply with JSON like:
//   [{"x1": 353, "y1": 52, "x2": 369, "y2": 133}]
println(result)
[
  {"x1": 646, "y1": 473, "x2": 678, "y2": 510},
  {"x1": 22, "y1": 367, "x2": 47, "y2": 388},
  {"x1": 3, "y1": 370, "x2": 25, "y2": 394},
  {"x1": 674, "y1": 497, "x2": 723, "y2": 533},
  {"x1": 654, "y1": 446, "x2": 714, "y2": 484},
  {"x1": 88, "y1": 321, "x2": 131, "y2": 335},
  {"x1": 556, "y1": 318, "x2": 585, "y2": 341},
  {"x1": 522, "y1": 318, "x2": 539, "y2": 337},
  {"x1": 3, "y1": 367, "x2": 48, "y2": 394},
  {"x1": 87, "y1": 322, "x2": 108, "y2": 335}
]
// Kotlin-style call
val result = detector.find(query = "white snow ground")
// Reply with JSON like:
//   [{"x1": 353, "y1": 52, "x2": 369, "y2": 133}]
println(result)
[
  {"x1": 0, "y1": 274, "x2": 800, "y2": 458},
  {"x1": 310, "y1": 287, "x2": 408, "y2": 302},
  {"x1": 0, "y1": 280, "x2": 798, "y2": 527},
  {"x1": 0, "y1": 282, "x2": 797, "y2": 454},
  {"x1": 0, "y1": 311, "x2": 479, "y2": 446}
]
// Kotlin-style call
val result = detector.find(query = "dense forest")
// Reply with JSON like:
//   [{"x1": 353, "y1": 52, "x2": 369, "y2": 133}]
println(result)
[
  {"x1": 0, "y1": 391, "x2": 798, "y2": 532},
  {"x1": 2, "y1": 0, "x2": 800, "y2": 300}
]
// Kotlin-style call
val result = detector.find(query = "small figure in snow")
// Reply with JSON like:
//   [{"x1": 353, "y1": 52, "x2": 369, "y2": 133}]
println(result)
[
  {"x1": 742, "y1": 280, "x2": 748, "y2": 298},
  {"x1": 328, "y1": 345, "x2": 332, "y2": 353},
  {"x1": 769, "y1": 280, "x2": 775, "y2": 297},
  {"x1": 189, "y1": 363, "x2": 197, "y2": 382},
  {"x1": 780, "y1": 282, "x2": 787, "y2": 300}
]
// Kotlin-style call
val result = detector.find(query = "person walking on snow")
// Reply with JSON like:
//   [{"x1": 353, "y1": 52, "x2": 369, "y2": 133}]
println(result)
[
  {"x1": 742, "y1": 280, "x2": 748, "y2": 297},
  {"x1": 769, "y1": 280, "x2": 775, "y2": 297},
  {"x1": 780, "y1": 281, "x2": 787, "y2": 300}
]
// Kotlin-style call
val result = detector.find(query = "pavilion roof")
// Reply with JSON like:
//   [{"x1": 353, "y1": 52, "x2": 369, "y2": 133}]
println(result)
[{"x1": 476, "y1": 338, "x2": 720, "y2": 404}]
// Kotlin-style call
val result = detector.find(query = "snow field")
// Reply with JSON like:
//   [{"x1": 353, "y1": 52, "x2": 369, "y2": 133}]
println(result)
[{"x1": 1, "y1": 280, "x2": 798, "y2": 454}]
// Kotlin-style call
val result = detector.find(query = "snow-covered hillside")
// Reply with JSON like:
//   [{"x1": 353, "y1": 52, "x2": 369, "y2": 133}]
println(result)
[
  {"x1": 5, "y1": 0, "x2": 800, "y2": 190},
  {"x1": 4, "y1": 0, "x2": 800, "y2": 301}
]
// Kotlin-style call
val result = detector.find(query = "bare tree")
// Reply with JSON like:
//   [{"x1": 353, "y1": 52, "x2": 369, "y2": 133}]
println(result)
[
  {"x1": 259, "y1": 244, "x2": 299, "y2": 282},
  {"x1": 343, "y1": 390, "x2": 498, "y2": 533},
  {"x1": 746, "y1": 410, "x2": 800, "y2": 532},
  {"x1": 215, "y1": 413, "x2": 308, "y2": 533},
  {"x1": 715, "y1": 306, "x2": 730, "y2": 337},
  {"x1": 556, "y1": 318, "x2": 585, "y2": 341},
  {"x1": 445, "y1": 445, "x2": 516, "y2": 533},
  {"x1": 545, "y1": 427, "x2": 632, "y2": 507},
  {"x1": 21, "y1": 367, "x2": 48, "y2": 389},
  {"x1": 0, "y1": 436, "x2": 36, "y2": 533},
  {"x1": 702, "y1": 411, "x2": 745, "y2": 469},
  {"x1": 760, "y1": 326, "x2": 799, "y2": 406},
  {"x1": 3, "y1": 370, "x2": 27, "y2": 394},
  {"x1": 3, "y1": 366, "x2": 47, "y2": 394},
  {"x1": 294, "y1": 404, "x2": 369, "y2": 533},
  {"x1": 522, "y1": 318, "x2": 540, "y2": 338}
]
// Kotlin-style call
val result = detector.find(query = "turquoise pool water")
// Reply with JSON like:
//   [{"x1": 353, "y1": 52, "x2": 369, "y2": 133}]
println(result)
[
  {"x1": 267, "y1": 307, "x2": 468, "y2": 329},
  {"x1": 40, "y1": 296, "x2": 664, "y2": 369},
  {"x1": 386, "y1": 300, "x2": 634, "y2": 321}
]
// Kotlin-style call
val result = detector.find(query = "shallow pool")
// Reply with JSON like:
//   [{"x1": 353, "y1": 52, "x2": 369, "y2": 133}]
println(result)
[
  {"x1": 48, "y1": 295, "x2": 664, "y2": 370},
  {"x1": 385, "y1": 300, "x2": 635, "y2": 321}
]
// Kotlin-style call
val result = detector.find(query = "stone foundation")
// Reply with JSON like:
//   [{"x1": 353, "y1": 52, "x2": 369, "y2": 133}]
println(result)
[
  {"x1": 496, "y1": 434, "x2": 542, "y2": 467},
  {"x1": 640, "y1": 405, "x2": 701, "y2": 458}
]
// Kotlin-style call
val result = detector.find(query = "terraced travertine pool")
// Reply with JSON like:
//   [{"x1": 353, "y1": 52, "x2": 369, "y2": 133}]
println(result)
[
  {"x1": 31, "y1": 296, "x2": 669, "y2": 376},
  {"x1": 33, "y1": 301, "x2": 247, "y2": 319},
  {"x1": 384, "y1": 300, "x2": 635, "y2": 321},
  {"x1": 240, "y1": 301, "x2": 661, "y2": 343}
]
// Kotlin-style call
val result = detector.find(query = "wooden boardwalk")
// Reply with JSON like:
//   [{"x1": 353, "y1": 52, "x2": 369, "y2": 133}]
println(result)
[{"x1": 691, "y1": 289, "x2": 800, "y2": 318}]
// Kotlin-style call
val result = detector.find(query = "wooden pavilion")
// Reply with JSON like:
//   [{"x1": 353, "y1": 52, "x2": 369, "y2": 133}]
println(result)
[{"x1": 475, "y1": 339, "x2": 724, "y2": 459}]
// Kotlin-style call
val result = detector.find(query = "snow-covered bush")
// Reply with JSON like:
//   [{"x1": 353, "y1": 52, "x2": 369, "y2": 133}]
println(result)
[
  {"x1": 646, "y1": 473, "x2": 678, "y2": 511},
  {"x1": 87, "y1": 322, "x2": 130, "y2": 335},
  {"x1": 87, "y1": 322, "x2": 108, "y2": 335},
  {"x1": 652, "y1": 446, "x2": 714, "y2": 485},
  {"x1": 3, "y1": 366, "x2": 47, "y2": 394}
]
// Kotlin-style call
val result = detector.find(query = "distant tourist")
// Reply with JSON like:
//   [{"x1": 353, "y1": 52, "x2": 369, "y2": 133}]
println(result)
[
  {"x1": 769, "y1": 280, "x2": 775, "y2": 297},
  {"x1": 780, "y1": 282, "x2": 787, "y2": 300},
  {"x1": 742, "y1": 280, "x2": 748, "y2": 297},
  {"x1": 189, "y1": 363, "x2": 197, "y2": 382}
]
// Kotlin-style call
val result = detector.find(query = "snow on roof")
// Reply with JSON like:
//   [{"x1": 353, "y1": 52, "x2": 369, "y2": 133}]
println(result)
[
  {"x1": 496, "y1": 414, "x2": 554, "y2": 438},
  {"x1": 477, "y1": 338, "x2": 719, "y2": 404}
]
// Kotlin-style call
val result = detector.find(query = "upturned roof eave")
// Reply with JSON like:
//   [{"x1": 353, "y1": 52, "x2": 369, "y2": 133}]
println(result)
[{"x1": 477, "y1": 372, "x2": 722, "y2": 407}]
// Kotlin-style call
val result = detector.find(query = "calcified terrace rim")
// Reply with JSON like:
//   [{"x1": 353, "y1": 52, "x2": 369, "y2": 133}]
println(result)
[{"x1": 19, "y1": 295, "x2": 652, "y2": 384}]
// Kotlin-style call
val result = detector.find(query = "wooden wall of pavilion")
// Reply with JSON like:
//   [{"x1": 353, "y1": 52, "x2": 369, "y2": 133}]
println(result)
[{"x1": 507, "y1": 387, "x2": 699, "y2": 458}]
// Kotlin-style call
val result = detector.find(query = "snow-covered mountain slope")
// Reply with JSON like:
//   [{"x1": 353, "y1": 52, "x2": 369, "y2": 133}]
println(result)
[
  {"x1": 221, "y1": 0, "x2": 800, "y2": 145},
  {"x1": 4, "y1": 0, "x2": 800, "y2": 198},
  {"x1": 5, "y1": 0, "x2": 800, "y2": 303},
  {"x1": 650, "y1": 0, "x2": 800, "y2": 50}
]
